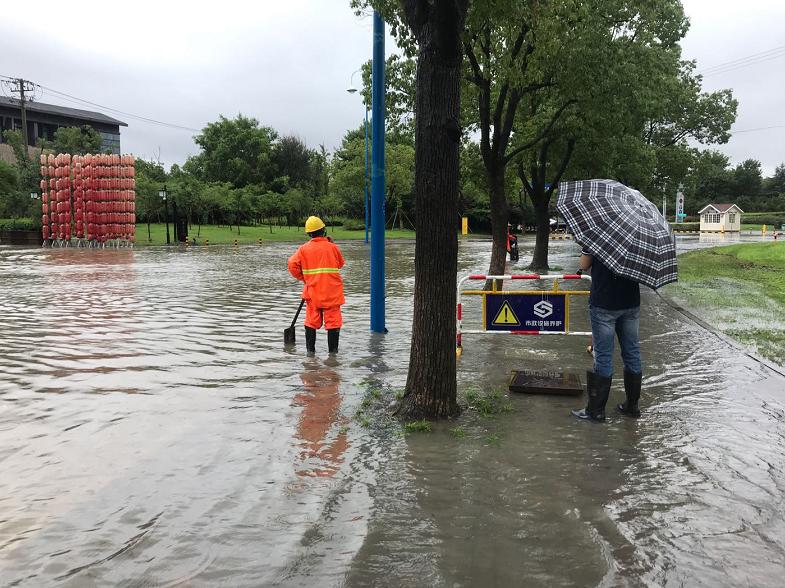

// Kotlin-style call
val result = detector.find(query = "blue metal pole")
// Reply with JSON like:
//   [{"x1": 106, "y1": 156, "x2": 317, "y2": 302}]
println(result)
[
  {"x1": 364, "y1": 107, "x2": 370, "y2": 245},
  {"x1": 370, "y1": 10, "x2": 385, "y2": 333}
]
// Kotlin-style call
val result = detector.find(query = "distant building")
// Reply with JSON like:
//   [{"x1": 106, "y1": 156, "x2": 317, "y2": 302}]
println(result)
[
  {"x1": 698, "y1": 203, "x2": 743, "y2": 232},
  {"x1": 0, "y1": 96, "x2": 127, "y2": 155}
]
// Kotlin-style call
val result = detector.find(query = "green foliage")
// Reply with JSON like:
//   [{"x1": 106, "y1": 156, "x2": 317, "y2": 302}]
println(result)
[
  {"x1": 686, "y1": 154, "x2": 785, "y2": 214},
  {"x1": 403, "y1": 419, "x2": 432, "y2": 434},
  {"x1": 463, "y1": 387, "x2": 513, "y2": 417},
  {"x1": 51, "y1": 126, "x2": 103, "y2": 155},
  {"x1": 449, "y1": 426, "x2": 466, "y2": 438},
  {"x1": 766, "y1": 164, "x2": 785, "y2": 196},
  {"x1": 740, "y1": 213, "x2": 785, "y2": 226},
  {"x1": 0, "y1": 160, "x2": 18, "y2": 195},
  {"x1": 188, "y1": 114, "x2": 278, "y2": 188},
  {"x1": 272, "y1": 135, "x2": 318, "y2": 189},
  {"x1": 0, "y1": 217, "x2": 37, "y2": 230},
  {"x1": 2, "y1": 130, "x2": 37, "y2": 192},
  {"x1": 329, "y1": 125, "x2": 414, "y2": 221},
  {"x1": 0, "y1": 131, "x2": 38, "y2": 219},
  {"x1": 732, "y1": 159, "x2": 762, "y2": 199},
  {"x1": 342, "y1": 218, "x2": 365, "y2": 231},
  {"x1": 484, "y1": 434, "x2": 501, "y2": 447},
  {"x1": 670, "y1": 222, "x2": 700, "y2": 231},
  {"x1": 360, "y1": 55, "x2": 416, "y2": 137}
]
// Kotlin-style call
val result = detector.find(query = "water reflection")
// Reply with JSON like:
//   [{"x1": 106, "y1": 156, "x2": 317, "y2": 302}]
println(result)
[{"x1": 294, "y1": 364, "x2": 348, "y2": 478}]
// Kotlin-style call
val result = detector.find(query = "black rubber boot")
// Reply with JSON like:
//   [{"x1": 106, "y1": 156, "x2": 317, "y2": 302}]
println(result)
[
  {"x1": 305, "y1": 327, "x2": 316, "y2": 353},
  {"x1": 616, "y1": 371, "x2": 642, "y2": 418},
  {"x1": 327, "y1": 328, "x2": 340, "y2": 353},
  {"x1": 572, "y1": 371, "x2": 612, "y2": 422}
]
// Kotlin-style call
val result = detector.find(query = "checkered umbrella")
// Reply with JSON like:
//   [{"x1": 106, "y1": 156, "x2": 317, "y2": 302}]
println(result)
[{"x1": 557, "y1": 179, "x2": 677, "y2": 289}]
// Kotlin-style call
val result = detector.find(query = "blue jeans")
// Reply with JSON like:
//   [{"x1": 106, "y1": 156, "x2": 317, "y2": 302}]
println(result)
[{"x1": 590, "y1": 305, "x2": 641, "y2": 378}]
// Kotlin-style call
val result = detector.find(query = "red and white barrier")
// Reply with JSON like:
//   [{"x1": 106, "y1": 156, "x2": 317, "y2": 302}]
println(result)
[{"x1": 456, "y1": 273, "x2": 592, "y2": 354}]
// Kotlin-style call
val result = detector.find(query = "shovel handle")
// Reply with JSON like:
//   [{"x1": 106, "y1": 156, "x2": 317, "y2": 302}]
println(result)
[{"x1": 290, "y1": 299, "x2": 305, "y2": 329}]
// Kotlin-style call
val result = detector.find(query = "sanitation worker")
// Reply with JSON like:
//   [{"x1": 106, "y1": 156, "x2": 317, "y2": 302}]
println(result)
[{"x1": 288, "y1": 216, "x2": 345, "y2": 354}]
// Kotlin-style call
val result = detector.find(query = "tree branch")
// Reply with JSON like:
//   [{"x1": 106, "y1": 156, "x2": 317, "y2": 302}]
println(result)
[
  {"x1": 464, "y1": 36, "x2": 492, "y2": 164},
  {"x1": 546, "y1": 138, "x2": 576, "y2": 200},
  {"x1": 504, "y1": 99, "x2": 577, "y2": 164},
  {"x1": 463, "y1": 38, "x2": 484, "y2": 86},
  {"x1": 517, "y1": 158, "x2": 534, "y2": 198}
]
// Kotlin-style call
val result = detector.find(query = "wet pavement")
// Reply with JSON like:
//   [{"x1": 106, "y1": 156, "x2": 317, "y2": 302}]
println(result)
[{"x1": 1, "y1": 234, "x2": 783, "y2": 587}]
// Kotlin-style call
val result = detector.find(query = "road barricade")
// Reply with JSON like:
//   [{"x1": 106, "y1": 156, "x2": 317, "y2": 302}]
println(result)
[{"x1": 456, "y1": 273, "x2": 592, "y2": 356}]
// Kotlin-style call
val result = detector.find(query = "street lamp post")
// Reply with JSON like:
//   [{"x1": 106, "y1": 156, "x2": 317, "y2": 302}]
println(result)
[
  {"x1": 370, "y1": 10, "x2": 386, "y2": 334},
  {"x1": 159, "y1": 186, "x2": 171, "y2": 245},
  {"x1": 347, "y1": 74, "x2": 370, "y2": 245}
]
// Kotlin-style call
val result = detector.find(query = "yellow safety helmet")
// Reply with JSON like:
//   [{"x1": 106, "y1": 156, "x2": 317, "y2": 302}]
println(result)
[{"x1": 305, "y1": 216, "x2": 326, "y2": 234}]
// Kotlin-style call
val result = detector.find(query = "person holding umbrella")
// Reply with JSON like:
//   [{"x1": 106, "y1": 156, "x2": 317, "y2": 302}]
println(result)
[
  {"x1": 574, "y1": 247, "x2": 642, "y2": 421},
  {"x1": 557, "y1": 180, "x2": 678, "y2": 422}
]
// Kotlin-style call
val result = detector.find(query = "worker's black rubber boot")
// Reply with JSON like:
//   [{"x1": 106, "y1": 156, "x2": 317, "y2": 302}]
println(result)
[
  {"x1": 616, "y1": 370, "x2": 642, "y2": 418},
  {"x1": 572, "y1": 371, "x2": 612, "y2": 422},
  {"x1": 327, "y1": 329, "x2": 340, "y2": 353},
  {"x1": 305, "y1": 327, "x2": 316, "y2": 353}
]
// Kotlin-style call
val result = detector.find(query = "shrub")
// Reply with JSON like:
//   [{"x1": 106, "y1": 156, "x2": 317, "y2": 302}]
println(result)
[
  {"x1": 0, "y1": 218, "x2": 37, "y2": 230},
  {"x1": 741, "y1": 214, "x2": 785, "y2": 227},
  {"x1": 342, "y1": 218, "x2": 366, "y2": 231},
  {"x1": 671, "y1": 222, "x2": 700, "y2": 231}
]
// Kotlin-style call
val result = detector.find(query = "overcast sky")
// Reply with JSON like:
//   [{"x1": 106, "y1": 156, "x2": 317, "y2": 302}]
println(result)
[{"x1": 2, "y1": 0, "x2": 783, "y2": 175}]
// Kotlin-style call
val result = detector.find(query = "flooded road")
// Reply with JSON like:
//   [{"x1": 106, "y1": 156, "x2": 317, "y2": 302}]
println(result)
[{"x1": 1, "y1": 235, "x2": 783, "y2": 587}]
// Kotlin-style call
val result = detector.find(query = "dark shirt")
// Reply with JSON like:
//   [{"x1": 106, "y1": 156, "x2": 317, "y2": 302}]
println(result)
[{"x1": 588, "y1": 256, "x2": 640, "y2": 310}]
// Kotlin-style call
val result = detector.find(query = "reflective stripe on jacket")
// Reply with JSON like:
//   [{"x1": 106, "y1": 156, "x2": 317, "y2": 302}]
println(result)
[{"x1": 287, "y1": 237, "x2": 346, "y2": 308}]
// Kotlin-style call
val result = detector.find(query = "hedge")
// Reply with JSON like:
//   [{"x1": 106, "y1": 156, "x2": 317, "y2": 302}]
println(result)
[
  {"x1": 0, "y1": 218, "x2": 37, "y2": 231},
  {"x1": 671, "y1": 222, "x2": 700, "y2": 231}
]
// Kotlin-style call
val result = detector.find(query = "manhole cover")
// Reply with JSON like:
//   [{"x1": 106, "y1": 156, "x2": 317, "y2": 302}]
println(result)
[{"x1": 508, "y1": 370, "x2": 583, "y2": 395}]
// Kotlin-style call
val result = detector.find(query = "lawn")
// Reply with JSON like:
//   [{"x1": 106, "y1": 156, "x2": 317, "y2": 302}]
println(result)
[
  {"x1": 134, "y1": 223, "x2": 415, "y2": 246},
  {"x1": 666, "y1": 242, "x2": 785, "y2": 365},
  {"x1": 741, "y1": 224, "x2": 785, "y2": 232}
]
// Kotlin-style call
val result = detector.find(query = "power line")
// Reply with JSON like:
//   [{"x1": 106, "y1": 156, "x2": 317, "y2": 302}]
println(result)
[
  {"x1": 700, "y1": 44, "x2": 785, "y2": 77},
  {"x1": 730, "y1": 124, "x2": 785, "y2": 134},
  {"x1": 39, "y1": 85, "x2": 201, "y2": 132},
  {"x1": 0, "y1": 74, "x2": 200, "y2": 132},
  {"x1": 702, "y1": 44, "x2": 785, "y2": 72}
]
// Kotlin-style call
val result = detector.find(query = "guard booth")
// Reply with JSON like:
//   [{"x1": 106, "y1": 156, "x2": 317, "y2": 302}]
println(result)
[{"x1": 456, "y1": 272, "x2": 592, "y2": 394}]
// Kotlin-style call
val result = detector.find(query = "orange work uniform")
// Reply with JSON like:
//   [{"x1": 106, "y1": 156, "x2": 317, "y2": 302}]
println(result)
[{"x1": 287, "y1": 237, "x2": 345, "y2": 330}]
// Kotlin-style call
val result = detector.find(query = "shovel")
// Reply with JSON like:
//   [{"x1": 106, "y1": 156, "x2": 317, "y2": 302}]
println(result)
[{"x1": 284, "y1": 299, "x2": 306, "y2": 345}]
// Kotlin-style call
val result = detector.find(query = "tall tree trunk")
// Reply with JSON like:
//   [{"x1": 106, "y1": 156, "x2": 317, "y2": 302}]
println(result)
[
  {"x1": 487, "y1": 165, "x2": 509, "y2": 287},
  {"x1": 530, "y1": 188, "x2": 551, "y2": 271},
  {"x1": 397, "y1": 0, "x2": 468, "y2": 420},
  {"x1": 524, "y1": 138, "x2": 576, "y2": 271}
]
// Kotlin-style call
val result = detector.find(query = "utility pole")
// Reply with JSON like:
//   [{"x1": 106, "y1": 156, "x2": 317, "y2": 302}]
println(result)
[{"x1": 7, "y1": 78, "x2": 35, "y2": 146}]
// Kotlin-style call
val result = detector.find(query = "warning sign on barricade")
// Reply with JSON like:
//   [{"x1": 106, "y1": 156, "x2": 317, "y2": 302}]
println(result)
[
  {"x1": 456, "y1": 273, "x2": 592, "y2": 356},
  {"x1": 485, "y1": 294, "x2": 566, "y2": 332}
]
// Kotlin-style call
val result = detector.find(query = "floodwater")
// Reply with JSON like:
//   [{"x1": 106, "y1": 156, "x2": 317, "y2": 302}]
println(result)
[{"x1": 1, "y1": 235, "x2": 783, "y2": 587}]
